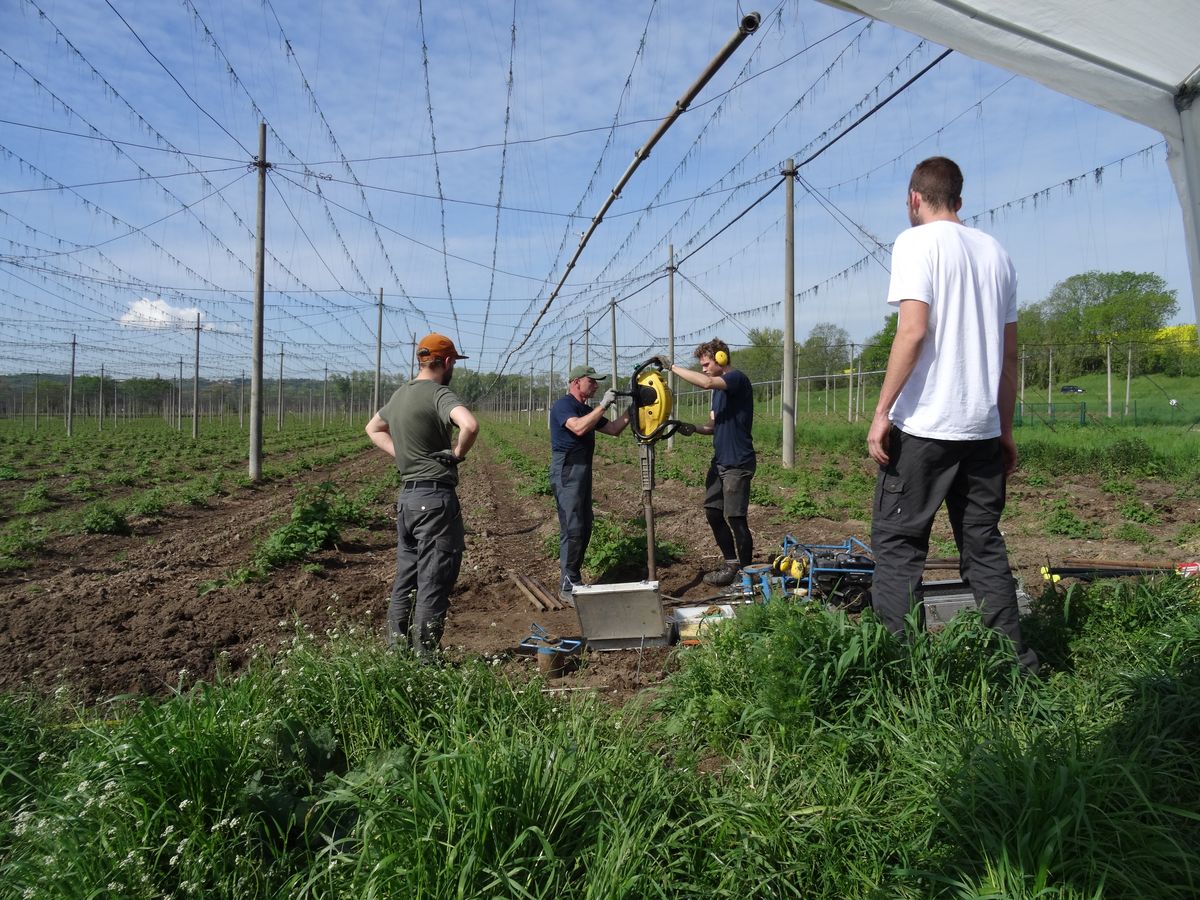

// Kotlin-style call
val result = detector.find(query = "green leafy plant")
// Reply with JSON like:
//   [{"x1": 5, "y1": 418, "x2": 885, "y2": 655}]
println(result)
[
  {"x1": 66, "y1": 475, "x2": 96, "y2": 499},
  {"x1": 748, "y1": 482, "x2": 780, "y2": 507},
  {"x1": 79, "y1": 501, "x2": 132, "y2": 535},
  {"x1": 0, "y1": 519, "x2": 47, "y2": 571},
  {"x1": 16, "y1": 482, "x2": 53, "y2": 515},
  {"x1": 228, "y1": 483, "x2": 365, "y2": 584},
  {"x1": 782, "y1": 491, "x2": 822, "y2": 519},
  {"x1": 129, "y1": 487, "x2": 170, "y2": 517},
  {"x1": 1119, "y1": 499, "x2": 1160, "y2": 525},
  {"x1": 1044, "y1": 499, "x2": 1101, "y2": 539},
  {"x1": 1113, "y1": 522, "x2": 1154, "y2": 547},
  {"x1": 1100, "y1": 477, "x2": 1135, "y2": 495}
]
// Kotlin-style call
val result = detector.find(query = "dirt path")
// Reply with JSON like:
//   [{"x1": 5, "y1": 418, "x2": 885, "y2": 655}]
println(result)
[{"x1": 1, "y1": 431, "x2": 1192, "y2": 705}]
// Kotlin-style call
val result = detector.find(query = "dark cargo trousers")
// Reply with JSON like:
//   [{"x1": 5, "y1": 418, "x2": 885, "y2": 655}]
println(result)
[
  {"x1": 389, "y1": 481, "x2": 465, "y2": 656},
  {"x1": 870, "y1": 427, "x2": 1038, "y2": 673},
  {"x1": 550, "y1": 450, "x2": 593, "y2": 593}
]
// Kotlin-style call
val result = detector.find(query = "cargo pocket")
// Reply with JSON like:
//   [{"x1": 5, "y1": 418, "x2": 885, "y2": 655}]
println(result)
[{"x1": 877, "y1": 476, "x2": 905, "y2": 520}]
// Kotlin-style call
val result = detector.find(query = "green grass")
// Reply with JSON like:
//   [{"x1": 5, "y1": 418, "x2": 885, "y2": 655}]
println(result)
[{"x1": 1, "y1": 579, "x2": 1197, "y2": 897}]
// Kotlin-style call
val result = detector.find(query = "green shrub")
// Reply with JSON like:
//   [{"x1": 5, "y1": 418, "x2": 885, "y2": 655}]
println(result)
[
  {"x1": 1119, "y1": 499, "x2": 1160, "y2": 525},
  {"x1": 782, "y1": 491, "x2": 822, "y2": 519},
  {"x1": 1044, "y1": 500, "x2": 1101, "y2": 539},
  {"x1": 1176, "y1": 522, "x2": 1200, "y2": 546},
  {"x1": 0, "y1": 464, "x2": 18, "y2": 480},
  {"x1": 66, "y1": 475, "x2": 96, "y2": 499},
  {"x1": 79, "y1": 501, "x2": 132, "y2": 535},
  {"x1": 0, "y1": 519, "x2": 47, "y2": 570},
  {"x1": 129, "y1": 487, "x2": 170, "y2": 517},
  {"x1": 748, "y1": 482, "x2": 780, "y2": 507},
  {"x1": 1101, "y1": 477, "x2": 1135, "y2": 495},
  {"x1": 542, "y1": 515, "x2": 683, "y2": 582},
  {"x1": 16, "y1": 482, "x2": 53, "y2": 515},
  {"x1": 1113, "y1": 523, "x2": 1154, "y2": 546},
  {"x1": 229, "y1": 483, "x2": 365, "y2": 583}
]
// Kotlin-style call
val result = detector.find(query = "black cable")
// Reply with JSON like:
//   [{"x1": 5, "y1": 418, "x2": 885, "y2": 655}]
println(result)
[
  {"x1": 0, "y1": 119, "x2": 246, "y2": 162},
  {"x1": 794, "y1": 172, "x2": 891, "y2": 274},
  {"x1": 102, "y1": 0, "x2": 250, "y2": 156},
  {"x1": 675, "y1": 176, "x2": 786, "y2": 269},
  {"x1": 0, "y1": 166, "x2": 246, "y2": 197},
  {"x1": 796, "y1": 48, "x2": 954, "y2": 169},
  {"x1": 6, "y1": 170, "x2": 250, "y2": 260},
  {"x1": 416, "y1": 0, "x2": 460, "y2": 343}
]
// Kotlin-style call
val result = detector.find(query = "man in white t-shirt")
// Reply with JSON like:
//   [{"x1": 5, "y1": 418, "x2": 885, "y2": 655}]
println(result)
[{"x1": 867, "y1": 156, "x2": 1038, "y2": 674}]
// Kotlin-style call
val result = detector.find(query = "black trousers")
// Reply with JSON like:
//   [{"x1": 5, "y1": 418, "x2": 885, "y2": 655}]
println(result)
[
  {"x1": 550, "y1": 450, "x2": 593, "y2": 592},
  {"x1": 870, "y1": 427, "x2": 1038, "y2": 673},
  {"x1": 389, "y1": 483, "x2": 465, "y2": 656}
]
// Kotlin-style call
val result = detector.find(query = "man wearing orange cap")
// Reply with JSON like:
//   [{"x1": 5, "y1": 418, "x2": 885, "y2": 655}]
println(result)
[{"x1": 366, "y1": 332, "x2": 478, "y2": 657}]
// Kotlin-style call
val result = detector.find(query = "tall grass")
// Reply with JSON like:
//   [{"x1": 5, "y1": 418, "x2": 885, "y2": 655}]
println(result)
[{"x1": 2, "y1": 580, "x2": 1197, "y2": 897}]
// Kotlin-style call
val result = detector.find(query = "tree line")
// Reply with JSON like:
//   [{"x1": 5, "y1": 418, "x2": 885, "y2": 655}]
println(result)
[{"x1": 726, "y1": 270, "x2": 1193, "y2": 387}]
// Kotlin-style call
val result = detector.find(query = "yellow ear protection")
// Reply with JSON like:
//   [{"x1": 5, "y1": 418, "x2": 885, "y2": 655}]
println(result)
[{"x1": 715, "y1": 349, "x2": 729, "y2": 366}]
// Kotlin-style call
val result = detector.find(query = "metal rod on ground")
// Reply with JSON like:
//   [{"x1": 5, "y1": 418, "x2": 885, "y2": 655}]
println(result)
[
  {"x1": 1062, "y1": 556, "x2": 1179, "y2": 570},
  {"x1": 509, "y1": 573, "x2": 546, "y2": 611},
  {"x1": 515, "y1": 573, "x2": 565, "y2": 610}
]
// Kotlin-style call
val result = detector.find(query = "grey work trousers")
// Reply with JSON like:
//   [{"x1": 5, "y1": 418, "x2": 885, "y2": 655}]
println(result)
[
  {"x1": 870, "y1": 427, "x2": 1038, "y2": 673},
  {"x1": 550, "y1": 450, "x2": 593, "y2": 592},
  {"x1": 389, "y1": 482, "x2": 465, "y2": 656}
]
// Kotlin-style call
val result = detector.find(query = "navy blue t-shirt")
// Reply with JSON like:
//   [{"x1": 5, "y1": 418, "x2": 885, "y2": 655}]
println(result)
[
  {"x1": 550, "y1": 394, "x2": 608, "y2": 456},
  {"x1": 711, "y1": 369, "x2": 755, "y2": 467}
]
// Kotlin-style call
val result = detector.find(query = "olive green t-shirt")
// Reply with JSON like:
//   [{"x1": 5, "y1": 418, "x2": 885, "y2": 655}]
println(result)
[{"x1": 377, "y1": 379, "x2": 465, "y2": 485}]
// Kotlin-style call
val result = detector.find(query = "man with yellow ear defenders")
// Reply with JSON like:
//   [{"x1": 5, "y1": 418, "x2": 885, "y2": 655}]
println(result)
[{"x1": 657, "y1": 338, "x2": 756, "y2": 587}]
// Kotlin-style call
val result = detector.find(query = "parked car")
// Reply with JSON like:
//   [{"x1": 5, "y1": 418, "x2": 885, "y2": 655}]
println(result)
[{"x1": 1059, "y1": 384, "x2": 1085, "y2": 394}]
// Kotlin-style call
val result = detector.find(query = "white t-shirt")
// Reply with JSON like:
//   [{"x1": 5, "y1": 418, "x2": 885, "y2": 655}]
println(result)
[{"x1": 886, "y1": 220, "x2": 1017, "y2": 440}]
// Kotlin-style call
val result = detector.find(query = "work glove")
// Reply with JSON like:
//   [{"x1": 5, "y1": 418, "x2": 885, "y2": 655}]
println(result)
[
  {"x1": 654, "y1": 355, "x2": 672, "y2": 370},
  {"x1": 675, "y1": 421, "x2": 697, "y2": 436},
  {"x1": 429, "y1": 449, "x2": 460, "y2": 467},
  {"x1": 599, "y1": 388, "x2": 618, "y2": 410}
]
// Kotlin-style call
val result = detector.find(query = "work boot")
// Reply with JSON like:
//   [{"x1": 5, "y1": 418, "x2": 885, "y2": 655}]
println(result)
[
  {"x1": 559, "y1": 581, "x2": 580, "y2": 608},
  {"x1": 702, "y1": 563, "x2": 740, "y2": 587}
]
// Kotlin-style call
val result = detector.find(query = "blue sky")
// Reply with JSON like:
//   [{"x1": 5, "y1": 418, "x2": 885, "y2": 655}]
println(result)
[{"x1": 0, "y1": 0, "x2": 1188, "y2": 384}]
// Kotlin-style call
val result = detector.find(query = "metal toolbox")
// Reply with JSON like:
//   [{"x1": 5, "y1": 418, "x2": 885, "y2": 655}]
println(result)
[{"x1": 572, "y1": 581, "x2": 669, "y2": 650}]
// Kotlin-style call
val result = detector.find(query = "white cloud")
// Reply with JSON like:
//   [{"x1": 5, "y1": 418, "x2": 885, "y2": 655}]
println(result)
[{"x1": 119, "y1": 298, "x2": 202, "y2": 330}]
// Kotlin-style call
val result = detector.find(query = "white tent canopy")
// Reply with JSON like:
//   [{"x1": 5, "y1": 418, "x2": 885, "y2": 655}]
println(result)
[{"x1": 819, "y1": 0, "x2": 1200, "y2": 326}]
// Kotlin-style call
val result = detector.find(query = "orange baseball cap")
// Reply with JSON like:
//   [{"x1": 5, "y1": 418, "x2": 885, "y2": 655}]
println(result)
[{"x1": 417, "y1": 333, "x2": 468, "y2": 360}]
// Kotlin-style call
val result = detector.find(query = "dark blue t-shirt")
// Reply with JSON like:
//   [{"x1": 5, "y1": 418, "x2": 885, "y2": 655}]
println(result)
[
  {"x1": 711, "y1": 369, "x2": 755, "y2": 467},
  {"x1": 550, "y1": 394, "x2": 608, "y2": 456}
]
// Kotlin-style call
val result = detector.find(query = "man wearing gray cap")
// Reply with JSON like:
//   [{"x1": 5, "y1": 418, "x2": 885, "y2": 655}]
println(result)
[{"x1": 549, "y1": 365, "x2": 631, "y2": 603}]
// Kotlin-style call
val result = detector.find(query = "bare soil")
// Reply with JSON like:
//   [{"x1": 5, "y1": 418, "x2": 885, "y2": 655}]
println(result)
[{"x1": 1, "y1": 436, "x2": 1194, "y2": 706}]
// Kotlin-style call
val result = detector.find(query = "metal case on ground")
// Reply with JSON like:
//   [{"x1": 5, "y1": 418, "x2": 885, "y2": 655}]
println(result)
[
  {"x1": 573, "y1": 581, "x2": 669, "y2": 650},
  {"x1": 921, "y1": 579, "x2": 1033, "y2": 631}
]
